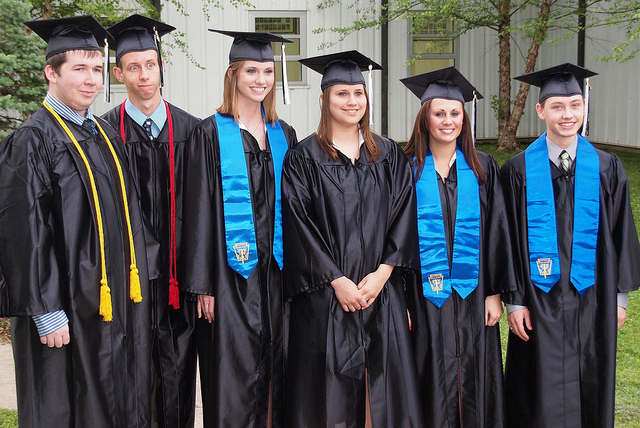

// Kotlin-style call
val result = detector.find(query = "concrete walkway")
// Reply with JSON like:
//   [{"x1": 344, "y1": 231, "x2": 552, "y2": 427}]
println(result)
[{"x1": 0, "y1": 344, "x2": 204, "y2": 427}]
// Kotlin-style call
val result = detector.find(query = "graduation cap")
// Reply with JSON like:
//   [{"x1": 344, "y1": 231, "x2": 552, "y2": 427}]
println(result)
[
  {"x1": 401, "y1": 66, "x2": 482, "y2": 144},
  {"x1": 107, "y1": 14, "x2": 175, "y2": 96},
  {"x1": 514, "y1": 63, "x2": 598, "y2": 136},
  {"x1": 26, "y1": 15, "x2": 113, "y2": 102},
  {"x1": 299, "y1": 50, "x2": 382, "y2": 91},
  {"x1": 108, "y1": 14, "x2": 175, "y2": 64},
  {"x1": 299, "y1": 50, "x2": 382, "y2": 124},
  {"x1": 210, "y1": 30, "x2": 294, "y2": 104},
  {"x1": 400, "y1": 66, "x2": 482, "y2": 105},
  {"x1": 25, "y1": 15, "x2": 111, "y2": 59}
]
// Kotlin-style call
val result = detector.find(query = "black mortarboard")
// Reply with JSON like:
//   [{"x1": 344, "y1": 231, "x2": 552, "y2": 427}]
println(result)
[
  {"x1": 108, "y1": 14, "x2": 175, "y2": 64},
  {"x1": 513, "y1": 63, "x2": 598, "y2": 103},
  {"x1": 400, "y1": 66, "x2": 482, "y2": 105},
  {"x1": 209, "y1": 30, "x2": 293, "y2": 63},
  {"x1": 299, "y1": 50, "x2": 382, "y2": 91},
  {"x1": 25, "y1": 15, "x2": 112, "y2": 59}
]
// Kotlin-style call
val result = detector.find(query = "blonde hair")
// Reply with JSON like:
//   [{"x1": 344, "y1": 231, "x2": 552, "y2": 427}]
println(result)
[{"x1": 217, "y1": 61, "x2": 278, "y2": 123}]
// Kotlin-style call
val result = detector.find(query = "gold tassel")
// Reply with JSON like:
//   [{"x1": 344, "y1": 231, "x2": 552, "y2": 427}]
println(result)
[
  {"x1": 99, "y1": 279, "x2": 113, "y2": 322},
  {"x1": 129, "y1": 264, "x2": 142, "y2": 303}
]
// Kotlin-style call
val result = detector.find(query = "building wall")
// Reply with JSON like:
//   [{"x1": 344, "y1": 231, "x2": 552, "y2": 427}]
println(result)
[{"x1": 92, "y1": 1, "x2": 639, "y2": 148}]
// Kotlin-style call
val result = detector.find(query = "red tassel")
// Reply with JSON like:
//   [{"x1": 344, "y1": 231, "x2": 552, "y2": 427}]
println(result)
[{"x1": 169, "y1": 277, "x2": 180, "y2": 309}]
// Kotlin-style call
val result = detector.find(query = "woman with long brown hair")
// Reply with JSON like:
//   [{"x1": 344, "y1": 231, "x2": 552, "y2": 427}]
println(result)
[
  {"x1": 282, "y1": 50, "x2": 423, "y2": 428},
  {"x1": 402, "y1": 67, "x2": 514, "y2": 428},
  {"x1": 181, "y1": 31, "x2": 298, "y2": 428}
]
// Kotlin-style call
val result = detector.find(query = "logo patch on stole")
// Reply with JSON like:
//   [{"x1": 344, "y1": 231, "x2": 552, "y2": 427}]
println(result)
[
  {"x1": 233, "y1": 242, "x2": 250, "y2": 263},
  {"x1": 429, "y1": 274, "x2": 444, "y2": 294},
  {"x1": 536, "y1": 258, "x2": 553, "y2": 278}
]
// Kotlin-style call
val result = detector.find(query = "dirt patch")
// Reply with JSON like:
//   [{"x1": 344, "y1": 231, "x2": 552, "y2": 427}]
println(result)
[{"x1": 0, "y1": 318, "x2": 10, "y2": 344}]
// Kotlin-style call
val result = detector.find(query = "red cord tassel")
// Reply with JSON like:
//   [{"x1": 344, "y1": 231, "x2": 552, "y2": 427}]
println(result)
[{"x1": 169, "y1": 277, "x2": 180, "y2": 309}]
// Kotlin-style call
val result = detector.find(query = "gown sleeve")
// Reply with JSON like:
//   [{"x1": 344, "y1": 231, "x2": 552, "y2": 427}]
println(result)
[
  {"x1": 0, "y1": 127, "x2": 64, "y2": 316},
  {"x1": 282, "y1": 148, "x2": 345, "y2": 298},
  {"x1": 500, "y1": 157, "x2": 528, "y2": 306},
  {"x1": 483, "y1": 154, "x2": 517, "y2": 296},
  {"x1": 380, "y1": 140, "x2": 419, "y2": 271},
  {"x1": 180, "y1": 121, "x2": 219, "y2": 296},
  {"x1": 604, "y1": 154, "x2": 640, "y2": 293}
]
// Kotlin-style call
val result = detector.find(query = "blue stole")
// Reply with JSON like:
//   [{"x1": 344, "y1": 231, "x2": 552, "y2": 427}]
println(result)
[
  {"x1": 524, "y1": 133, "x2": 600, "y2": 294},
  {"x1": 415, "y1": 147, "x2": 480, "y2": 308},
  {"x1": 215, "y1": 112, "x2": 288, "y2": 279}
]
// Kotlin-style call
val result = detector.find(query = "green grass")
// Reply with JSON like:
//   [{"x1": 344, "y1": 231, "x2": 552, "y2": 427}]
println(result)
[
  {"x1": 479, "y1": 142, "x2": 640, "y2": 427},
  {"x1": 0, "y1": 409, "x2": 17, "y2": 428}
]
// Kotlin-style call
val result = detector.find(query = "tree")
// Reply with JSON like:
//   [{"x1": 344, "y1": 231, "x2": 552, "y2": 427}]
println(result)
[
  {"x1": 0, "y1": 0, "x2": 46, "y2": 139},
  {"x1": 0, "y1": 0, "x2": 253, "y2": 136},
  {"x1": 316, "y1": 0, "x2": 640, "y2": 150}
]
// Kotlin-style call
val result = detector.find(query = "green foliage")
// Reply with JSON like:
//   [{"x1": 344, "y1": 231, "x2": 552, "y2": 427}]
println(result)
[
  {"x1": 0, "y1": 0, "x2": 46, "y2": 139},
  {"x1": 0, "y1": 409, "x2": 17, "y2": 428}
]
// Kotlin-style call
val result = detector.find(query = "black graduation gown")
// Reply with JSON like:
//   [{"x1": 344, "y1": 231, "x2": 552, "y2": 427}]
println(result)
[
  {"x1": 0, "y1": 107, "x2": 152, "y2": 428},
  {"x1": 102, "y1": 103, "x2": 201, "y2": 428},
  {"x1": 406, "y1": 152, "x2": 513, "y2": 428},
  {"x1": 181, "y1": 114, "x2": 297, "y2": 428},
  {"x1": 282, "y1": 134, "x2": 423, "y2": 428},
  {"x1": 501, "y1": 148, "x2": 640, "y2": 428}
]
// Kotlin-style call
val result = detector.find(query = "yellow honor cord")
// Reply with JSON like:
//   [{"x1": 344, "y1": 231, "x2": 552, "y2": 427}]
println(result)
[
  {"x1": 94, "y1": 121, "x2": 142, "y2": 303},
  {"x1": 42, "y1": 101, "x2": 113, "y2": 321},
  {"x1": 42, "y1": 101, "x2": 142, "y2": 323}
]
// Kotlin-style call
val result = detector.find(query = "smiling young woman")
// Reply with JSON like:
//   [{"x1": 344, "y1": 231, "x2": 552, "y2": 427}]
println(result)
[
  {"x1": 180, "y1": 30, "x2": 298, "y2": 428},
  {"x1": 282, "y1": 50, "x2": 423, "y2": 428},
  {"x1": 401, "y1": 66, "x2": 513, "y2": 428}
]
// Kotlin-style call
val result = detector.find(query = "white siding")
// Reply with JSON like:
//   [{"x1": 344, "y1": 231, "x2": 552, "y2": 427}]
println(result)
[{"x1": 92, "y1": 2, "x2": 639, "y2": 148}]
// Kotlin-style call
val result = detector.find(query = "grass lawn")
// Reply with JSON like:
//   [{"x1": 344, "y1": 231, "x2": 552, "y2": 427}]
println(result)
[
  {"x1": 479, "y1": 142, "x2": 640, "y2": 427},
  {"x1": 0, "y1": 409, "x2": 17, "y2": 428}
]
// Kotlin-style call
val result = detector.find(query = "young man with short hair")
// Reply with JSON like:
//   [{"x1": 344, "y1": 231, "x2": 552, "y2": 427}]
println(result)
[
  {"x1": 0, "y1": 16, "x2": 152, "y2": 427},
  {"x1": 102, "y1": 14, "x2": 200, "y2": 428},
  {"x1": 501, "y1": 63, "x2": 640, "y2": 428}
]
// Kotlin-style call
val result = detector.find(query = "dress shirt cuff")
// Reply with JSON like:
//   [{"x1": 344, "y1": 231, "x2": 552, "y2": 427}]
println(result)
[
  {"x1": 618, "y1": 292, "x2": 629, "y2": 309},
  {"x1": 32, "y1": 310, "x2": 68, "y2": 337},
  {"x1": 506, "y1": 304, "x2": 528, "y2": 314}
]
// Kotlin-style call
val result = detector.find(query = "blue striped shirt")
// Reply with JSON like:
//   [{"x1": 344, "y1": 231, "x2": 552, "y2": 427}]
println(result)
[{"x1": 44, "y1": 92, "x2": 94, "y2": 126}]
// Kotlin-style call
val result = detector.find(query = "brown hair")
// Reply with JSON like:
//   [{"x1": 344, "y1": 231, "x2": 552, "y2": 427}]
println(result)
[
  {"x1": 316, "y1": 85, "x2": 380, "y2": 162},
  {"x1": 217, "y1": 61, "x2": 278, "y2": 123},
  {"x1": 44, "y1": 49, "x2": 102, "y2": 83},
  {"x1": 404, "y1": 99, "x2": 486, "y2": 183}
]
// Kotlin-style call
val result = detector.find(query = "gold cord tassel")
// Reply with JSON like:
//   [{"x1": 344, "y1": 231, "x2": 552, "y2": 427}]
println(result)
[
  {"x1": 99, "y1": 279, "x2": 113, "y2": 322},
  {"x1": 130, "y1": 264, "x2": 142, "y2": 303}
]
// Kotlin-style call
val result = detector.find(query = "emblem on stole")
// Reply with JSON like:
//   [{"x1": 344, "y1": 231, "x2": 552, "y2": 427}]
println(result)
[
  {"x1": 428, "y1": 273, "x2": 444, "y2": 294},
  {"x1": 536, "y1": 258, "x2": 553, "y2": 278},
  {"x1": 233, "y1": 242, "x2": 250, "y2": 263}
]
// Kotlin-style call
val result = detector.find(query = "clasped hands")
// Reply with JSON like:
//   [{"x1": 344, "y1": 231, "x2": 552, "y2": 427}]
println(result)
[{"x1": 331, "y1": 264, "x2": 394, "y2": 313}]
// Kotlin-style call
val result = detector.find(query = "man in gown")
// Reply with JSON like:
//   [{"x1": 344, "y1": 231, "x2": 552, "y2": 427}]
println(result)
[
  {"x1": 102, "y1": 15, "x2": 201, "y2": 428},
  {"x1": 0, "y1": 16, "x2": 152, "y2": 428},
  {"x1": 502, "y1": 64, "x2": 640, "y2": 428}
]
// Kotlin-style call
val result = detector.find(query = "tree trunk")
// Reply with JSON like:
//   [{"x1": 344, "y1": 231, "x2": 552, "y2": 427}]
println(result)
[
  {"x1": 498, "y1": 0, "x2": 553, "y2": 150},
  {"x1": 43, "y1": 0, "x2": 52, "y2": 19},
  {"x1": 496, "y1": 0, "x2": 514, "y2": 150}
]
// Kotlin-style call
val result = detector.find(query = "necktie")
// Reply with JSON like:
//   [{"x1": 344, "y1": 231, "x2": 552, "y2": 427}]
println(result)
[
  {"x1": 560, "y1": 150, "x2": 572, "y2": 174},
  {"x1": 82, "y1": 119, "x2": 97, "y2": 135},
  {"x1": 143, "y1": 118, "x2": 154, "y2": 140}
]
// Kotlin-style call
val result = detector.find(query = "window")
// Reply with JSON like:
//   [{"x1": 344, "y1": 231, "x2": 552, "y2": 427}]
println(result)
[
  {"x1": 410, "y1": 19, "x2": 456, "y2": 75},
  {"x1": 250, "y1": 11, "x2": 306, "y2": 85}
]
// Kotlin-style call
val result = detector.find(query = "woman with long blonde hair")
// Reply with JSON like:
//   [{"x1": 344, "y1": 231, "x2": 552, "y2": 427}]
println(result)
[{"x1": 181, "y1": 31, "x2": 298, "y2": 428}]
